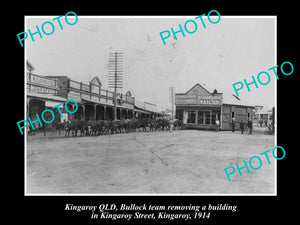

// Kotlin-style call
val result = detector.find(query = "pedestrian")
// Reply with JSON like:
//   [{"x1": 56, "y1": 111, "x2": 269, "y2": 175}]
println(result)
[
  {"x1": 169, "y1": 122, "x2": 174, "y2": 132},
  {"x1": 240, "y1": 120, "x2": 244, "y2": 134},
  {"x1": 247, "y1": 119, "x2": 253, "y2": 134},
  {"x1": 215, "y1": 119, "x2": 220, "y2": 132},
  {"x1": 259, "y1": 119, "x2": 263, "y2": 127},
  {"x1": 264, "y1": 119, "x2": 268, "y2": 127},
  {"x1": 232, "y1": 117, "x2": 235, "y2": 132}
]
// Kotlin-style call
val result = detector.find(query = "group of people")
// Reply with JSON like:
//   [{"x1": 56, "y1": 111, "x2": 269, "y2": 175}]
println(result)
[
  {"x1": 231, "y1": 117, "x2": 253, "y2": 134},
  {"x1": 258, "y1": 118, "x2": 268, "y2": 127},
  {"x1": 214, "y1": 118, "x2": 252, "y2": 134}
]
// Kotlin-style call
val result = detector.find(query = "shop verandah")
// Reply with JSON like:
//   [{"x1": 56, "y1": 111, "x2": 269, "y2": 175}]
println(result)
[
  {"x1": 72, "y1": 102, "x2": 156, "y2": 122},
  {"x1": 28, "y1": 98, "x2": 158, "y2": 126},
  {"x1": 26, "y1": 68, "x2": 162, "y2": 134},
  {"x1": 27, "y1": 95, "x2": 161, "y2": 135},
  {"x1": 66, "y1": 78, "x2": 161, "y2": 122}
]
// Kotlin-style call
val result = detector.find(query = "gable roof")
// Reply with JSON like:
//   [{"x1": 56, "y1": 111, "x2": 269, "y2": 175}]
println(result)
[
  {"x1": 90, "y1": 76, "x2": 102, "y2": 86},
  {"x1": 125, "y1": 90, "x2": 132, "y2": 96},
  {"x1": 185, "y1": 83, "x2": 210, "y2": 95},
  {"x1": 177, "y1": 83, "x2": 222, "y2": 96},
  {"x1": 26, "y1": 61, "x2": 35, "y2": 71}
]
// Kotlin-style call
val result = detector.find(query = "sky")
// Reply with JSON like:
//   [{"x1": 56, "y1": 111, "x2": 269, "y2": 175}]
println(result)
[{"x1": 26, "y1": 15, "x2": 276, "y2": 111}]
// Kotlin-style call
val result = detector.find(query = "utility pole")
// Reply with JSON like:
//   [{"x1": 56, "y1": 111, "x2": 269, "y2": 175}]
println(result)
[
  {"x1": 169, "y1": 86, "x2": 175, "y2": 120},
  {"x1": 108, "y1": 52, "x2": 123, "y2": 120},
  {"x1": 171, "y1": 87, "x2": 174, "y2": 120}
]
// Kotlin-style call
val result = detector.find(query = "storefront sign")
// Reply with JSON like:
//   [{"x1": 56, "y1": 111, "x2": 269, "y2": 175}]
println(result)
[
  {"x1": 27, "y1": 73, "x2": 56, "y2": 87},
  {"x1": 175, "y1": 94, "x2": 222, "y2": 105},
  {"x1": 198, "y1": 95, "x2": 222, "y2": 105}
]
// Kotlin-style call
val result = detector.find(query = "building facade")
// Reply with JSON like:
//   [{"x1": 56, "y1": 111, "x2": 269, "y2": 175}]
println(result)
[
  {"x1": 26, "y1": 62, "x2": 161, "y2": 130},
  {"x1": 27, "y1": 68, "x2": 67, "y2": 129},
  {"x1": 175, "y1": 83, "x2": 254, "y2": 130}
]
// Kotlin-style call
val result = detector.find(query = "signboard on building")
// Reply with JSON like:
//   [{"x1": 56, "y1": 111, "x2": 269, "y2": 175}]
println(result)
[
  {"x1": 198, "y1": 95, "x2": 222, "y2": 105},
  {"x1": 27, "y1": 73, "x2": 56, "y2": 87},
  {"x1": 27, "y1": 72, "x2": 57, "y2": 94},
  {"x1": 175, "y1": 95, "x2": 222, "y2": 105},
  {"x1": 175, "y1": 83, "x2": 223, "y2": 106}
]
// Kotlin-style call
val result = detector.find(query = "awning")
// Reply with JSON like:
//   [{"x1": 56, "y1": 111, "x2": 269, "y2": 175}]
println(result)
[
  {"x1": 27, "y1": 92, "x2": 67, "y2": 102},
  {"x1": 45, "y1": 100, "x2": 64, "y2": 107}
]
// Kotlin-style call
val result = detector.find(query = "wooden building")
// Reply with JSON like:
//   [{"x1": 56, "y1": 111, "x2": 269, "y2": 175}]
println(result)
[
  {"x1": 175, "y1": 83, "x2": 254, "y2": 130},
  {"x1": 26, "y1": 63, "x2": 66, "y2": 128},
  {"x1": 26, "y1": 62, "x2": 162, "y2": 129}
]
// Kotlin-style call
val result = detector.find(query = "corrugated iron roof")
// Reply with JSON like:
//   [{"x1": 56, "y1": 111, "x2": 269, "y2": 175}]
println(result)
[{"x1": 222, "y1": 93, "x2": 254, "y2": 107}]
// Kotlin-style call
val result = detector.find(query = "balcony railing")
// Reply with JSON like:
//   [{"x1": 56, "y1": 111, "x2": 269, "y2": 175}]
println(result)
[
  {"x1": 26, "y1": 72, "x2": 58, "y2": 94},
  {"x1": 68, "y1": 79, "x2": 135, "y2": 105},
  {"x1": 26, "y1": 72, "x2": 135, "y2": 105}
]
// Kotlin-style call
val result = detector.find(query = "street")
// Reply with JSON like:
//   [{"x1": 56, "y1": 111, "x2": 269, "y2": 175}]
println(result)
[{"x1": 26, "y1": 127, "x2": 275, "y2": 194}]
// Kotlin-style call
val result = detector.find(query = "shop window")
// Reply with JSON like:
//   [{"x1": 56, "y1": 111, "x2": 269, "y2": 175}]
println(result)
[
  {"x1": 205, "y1": 111, "x2": 211, "y2": 125},
  {"x1": 187, "y1": 111, "x2": 196, "y2": 123},
  {"x1": 211, "y1": 114, "x2": 216, "y2": 124},
  {"x1": 197, "y1": 110, "x2": 212, "y2": 124},
  {"x1": 176, "y1": 110, "x2": 183, "y2": 120},
  {"x1": 212, "y1": 111, "x2": 218, "y2": 124},
  {"x1": 197, "y1": 111, "x2": 204, "y2": 124}
]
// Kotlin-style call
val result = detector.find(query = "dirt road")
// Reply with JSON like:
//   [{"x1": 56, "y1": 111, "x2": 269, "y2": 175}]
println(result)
[{"x1": 26, "y1": 128, "x2": 275, "y2": 194}]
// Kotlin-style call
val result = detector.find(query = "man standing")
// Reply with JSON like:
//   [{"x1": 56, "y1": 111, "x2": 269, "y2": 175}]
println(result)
[
  {"x1": 259, "y1": 119, "x2": 263, "y2": 127},
  {"x1": 232, "y1": 117, "x2": 236, "y2": 132},
  {"x1": 169, "y1": 120, "x2": 174, "y2": 132},
  {"x1": 216, "y1": 119, "x2": 220, "y2": 132},
  {"x1": 240, "y1": 120, "x2": 244, "y2": 134},
  {"x1": 247, "y1": 119, "x2": 253, "y2": 134}
]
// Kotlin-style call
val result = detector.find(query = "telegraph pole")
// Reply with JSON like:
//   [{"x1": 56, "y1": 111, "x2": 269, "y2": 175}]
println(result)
[
  {"x1": 108, "y1": 52, "x2": 123, "y2": 120},
  {"x1": 171, "y1": 87, "x2": 174, "y2": 120},
  {"x1": 169, "y1": 87, "x2": 175, "y2": 120}
]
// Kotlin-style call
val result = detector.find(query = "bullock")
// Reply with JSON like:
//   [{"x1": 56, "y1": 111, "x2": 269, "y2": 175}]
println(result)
[
  {"x1": 111, "y1": 120, "x2": 131, "y2": 134},
  {"x1": 173, "y1": 119, "x2": 184, "y2": 130},
  {"x1": 125, "y1": 119, "x2": 136, "y2": 132},
  {"x1": 64, "y1": 119, "x2": 85, "y2": 137},
  {"x1": 147, "y1": 118, "x2": 156, "y2": 132},
  {"x1": 134, "y1": 118, "x2": 150, "y2": 132},
  {"x1": 94, "y1": 120, "x2": 106, "y2": 135},
  {"x1": 83, "y1": 120, "x2": 94, "y2": 136},
  {"x1": 83, "y1": 120, "x2": 106, "y2": 136},
  {"x1": 53, "y1": 122, "x2": 66, "y2": 135},
  {"x1": 119, "y1": 119, "x2": 131, "y2": 133},
  {"x1": 156, "y1": 118, "x2": 171, "y2": 131},
  {"x1": 133, "y1": 119, "x2": 143, "y2": 132},
  {"x1": 141, "y1": 118, "x2": 155, "y2": 132},
  {"x1": 112, "y1": 120, "x2": 123, "y2": 134},
  {"x1": 102, "y1": 120, "x2": 114, "y2": 135},
  {"x1": 124, "y1": 118, "x2": 155, "y2": 132}
]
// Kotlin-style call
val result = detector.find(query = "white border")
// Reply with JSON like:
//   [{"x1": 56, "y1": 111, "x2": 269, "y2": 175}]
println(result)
[{"x1": 24, "y1": 15, "x2": 277, "y2": 196}]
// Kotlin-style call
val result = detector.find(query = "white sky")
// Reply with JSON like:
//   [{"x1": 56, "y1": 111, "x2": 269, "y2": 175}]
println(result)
[{"x1": 26, "y1": 16, "x2": 276, "y2": 111}]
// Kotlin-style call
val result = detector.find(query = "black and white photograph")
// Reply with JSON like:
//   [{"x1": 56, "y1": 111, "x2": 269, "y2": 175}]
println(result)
[
  {"x1": 24, "y1": 15, "x2": 276, "y2": 195},
  {"x1": 14, "y1": 6, "x2": 297, "y2": 224}
]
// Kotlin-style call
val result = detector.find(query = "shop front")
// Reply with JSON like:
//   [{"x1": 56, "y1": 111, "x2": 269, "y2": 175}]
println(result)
[
  {"x1": 177, "y1": 106, "x2": 221, "y2": 129},
  {"x1": 175, "y1": 83, "x2": 222, "y2": 130},
  {"x1": 175, "y1": 83, "x2": 255, "y2": 130}
]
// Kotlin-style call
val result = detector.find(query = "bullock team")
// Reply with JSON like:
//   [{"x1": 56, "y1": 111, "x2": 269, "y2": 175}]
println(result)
[{"x1": 54, "y1": 118, "x2": 183, "y2": 137}]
